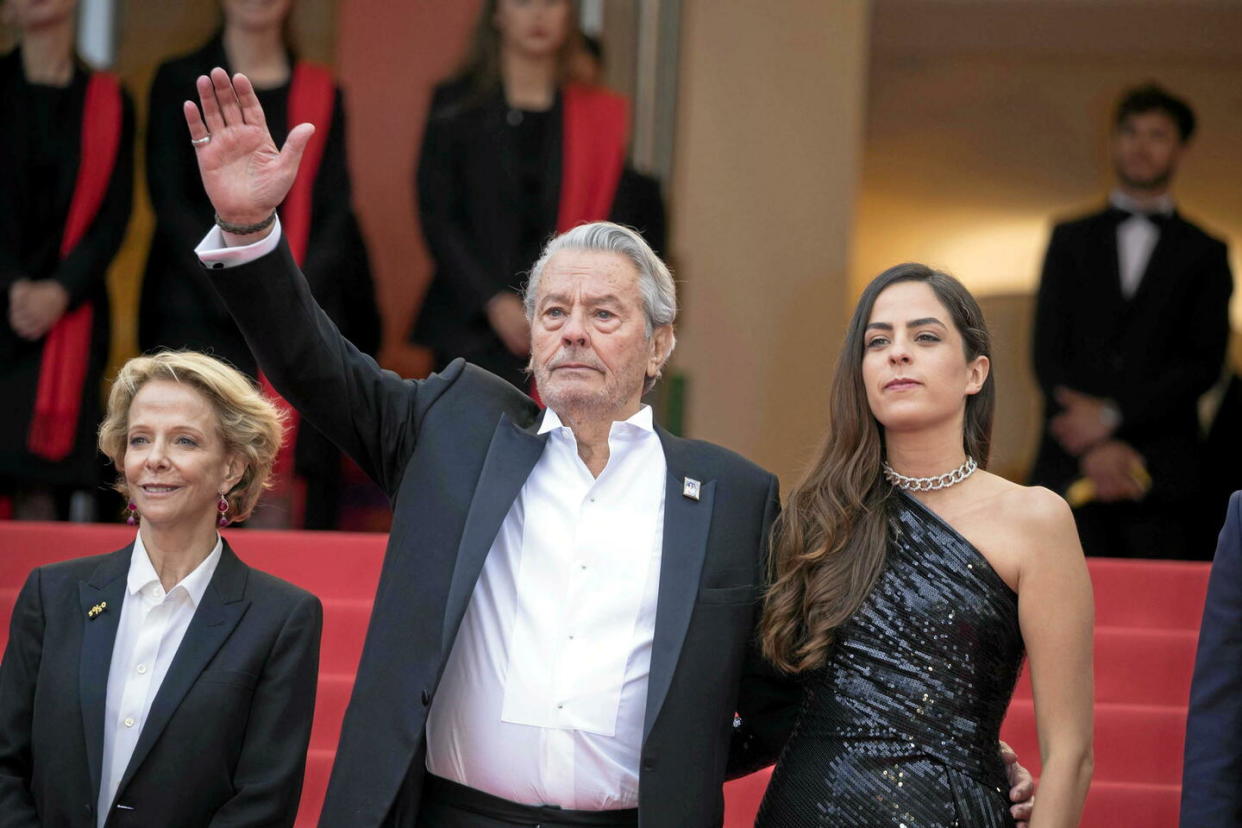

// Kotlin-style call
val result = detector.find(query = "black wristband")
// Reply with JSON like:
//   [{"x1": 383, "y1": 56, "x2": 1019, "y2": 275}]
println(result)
[{"x1": 214, "y1": 211, "x2": 277, "y2": 235}]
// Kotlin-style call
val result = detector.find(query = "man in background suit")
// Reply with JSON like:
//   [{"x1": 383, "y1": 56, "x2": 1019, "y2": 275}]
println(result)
[
  {"x1": 1030, "y1": 83, "x2": 1233, "y2": 559},
  {"x1": 1182, "y1": 490, "x2": 1242, "y2": 825}
]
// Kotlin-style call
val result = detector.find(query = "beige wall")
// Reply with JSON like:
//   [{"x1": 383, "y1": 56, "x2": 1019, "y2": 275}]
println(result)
[
  {"x1": 671, "y1": 1, "x2": 870, "y2": 486},
  {"x1": 853, "y1": 0, "x2": 1242, "y2": 479}
]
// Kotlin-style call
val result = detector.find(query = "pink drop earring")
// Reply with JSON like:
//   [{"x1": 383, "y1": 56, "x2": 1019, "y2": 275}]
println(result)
[{"x1": 217, "y1": 493, "x2": 230, "y2": 527}]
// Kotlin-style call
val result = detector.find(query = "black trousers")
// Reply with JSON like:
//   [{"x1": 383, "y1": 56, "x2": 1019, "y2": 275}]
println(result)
[{"x1": 414, "y1": 774, "x2": 638, "y2": 828}]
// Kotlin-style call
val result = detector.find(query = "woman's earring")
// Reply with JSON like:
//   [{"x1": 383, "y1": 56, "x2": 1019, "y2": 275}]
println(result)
[
  {"x1": 217, "y1": 493, "x2": 230, "y2": 528},
  {"x1": 125, "y1": 501, "x2": 139, "y2": 526}
]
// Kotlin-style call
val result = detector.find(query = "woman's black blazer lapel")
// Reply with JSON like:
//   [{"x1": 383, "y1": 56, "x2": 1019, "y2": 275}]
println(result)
[
  {"x1": 111, "y1": 542, "x2": 251, "y2": 801},
  {"x1": 77, "y1": 546, "x2": 132, "y2": 804}
]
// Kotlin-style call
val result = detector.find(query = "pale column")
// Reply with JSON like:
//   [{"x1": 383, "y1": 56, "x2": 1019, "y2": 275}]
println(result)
[{"x1": 671, "y1": 1, "x2": 869, "y2": 487}]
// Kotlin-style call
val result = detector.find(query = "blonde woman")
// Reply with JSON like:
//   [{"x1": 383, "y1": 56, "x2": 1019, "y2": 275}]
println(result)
[{"x1": 0, "y1": 351, "x2": 321, "y2": 827}]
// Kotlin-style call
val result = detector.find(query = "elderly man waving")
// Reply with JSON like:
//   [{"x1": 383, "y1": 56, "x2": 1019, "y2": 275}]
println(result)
[
  {"x1": 181, "y1": 69, "x2": 1033, "y2": 828},
  {"x1": 185, "y1": 67, "x2": 787, "y2": 828}
]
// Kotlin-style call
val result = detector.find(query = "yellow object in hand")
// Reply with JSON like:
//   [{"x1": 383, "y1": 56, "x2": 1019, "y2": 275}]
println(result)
[{"x1": 1065, "y1": 461, "x2": 1152, "y2": 507}]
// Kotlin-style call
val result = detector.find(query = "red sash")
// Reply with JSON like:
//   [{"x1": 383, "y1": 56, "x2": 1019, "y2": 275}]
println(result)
[
  {"x1": 556, "y1": 84, "x2": 629, "y2": 233},
  {"x1": 261, "y1": 62, "x2": 334, "y2": 510},
  {"x1": 27, "y1": 72, "x2": 123, "y2": 461},
  {"x1": 529, "y1": 85, "x2": 629, "y2": 404}
]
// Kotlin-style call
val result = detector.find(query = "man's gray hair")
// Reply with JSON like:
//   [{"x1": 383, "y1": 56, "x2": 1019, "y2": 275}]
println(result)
[{"x1": 523, "y1": 222, "x2": 678, "y2": 391}]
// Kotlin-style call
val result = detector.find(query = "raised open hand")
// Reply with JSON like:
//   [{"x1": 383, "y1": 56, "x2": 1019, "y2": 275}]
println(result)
[{"x1": 184, "y1": 67, "x2": 315, "y2": 231}]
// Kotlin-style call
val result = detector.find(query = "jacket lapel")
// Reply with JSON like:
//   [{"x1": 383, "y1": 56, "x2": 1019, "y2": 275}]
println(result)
[
  {"x1": 441, "y1": 413, "x2": 548, "y2": 652},
  {"x1": 644, "y1": 428, "x2": 715, "y2": 740},
  {"x1": 113, "y1": 542, "x2": 250, "y2": 799},
  {"x1": 1090, "y1": 209, "x2": 1126, "y2": 310},
  {"x1": 78, "y1": 547, "x2": 133, "y2": 802},
  {"x1": 1125, "y1": 212, "x2": 1182, "y2": 315}
]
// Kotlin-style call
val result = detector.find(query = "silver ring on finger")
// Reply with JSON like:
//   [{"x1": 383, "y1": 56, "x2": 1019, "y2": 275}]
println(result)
[{"x1": 191, "y1": 134, "x2": 212, "y2": 146}]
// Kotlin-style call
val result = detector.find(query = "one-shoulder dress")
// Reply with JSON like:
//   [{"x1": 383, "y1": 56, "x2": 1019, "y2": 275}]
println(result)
[{"x1": 756, "y1": 490, "x2": 1025, "y2": 827}]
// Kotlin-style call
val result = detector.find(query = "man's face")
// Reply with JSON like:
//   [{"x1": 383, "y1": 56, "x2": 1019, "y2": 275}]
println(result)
[
  {"x1": 529, "y1": 250, "x2": 671, "y2": 422},
  {"x1": 1113, "y1": 110, "x2": 1185, "y2": 193}
]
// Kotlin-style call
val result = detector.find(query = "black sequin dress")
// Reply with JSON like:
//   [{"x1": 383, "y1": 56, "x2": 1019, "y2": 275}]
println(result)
[{"x1": 756, "y1": 490, "x2": 1025, "y2": 827}]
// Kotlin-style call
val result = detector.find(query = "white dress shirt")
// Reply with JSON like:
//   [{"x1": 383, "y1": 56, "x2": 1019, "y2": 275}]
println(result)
[
  {"x1": 1111, "y1": 189, "x2": 1174, "y2": 299},
  {"x1": 426, "y1": 406, "x2": 666, "y2": 810},
  {"x1": 97, "y1": 534, "x2": 222, "y2": 826}
]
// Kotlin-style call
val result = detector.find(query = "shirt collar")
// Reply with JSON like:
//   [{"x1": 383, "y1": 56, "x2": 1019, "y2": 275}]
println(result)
[
  {"x1": 129, "y1": 531, "x2": 223, "y2": 607},
  {"x1": 537, "y1": 404, "x2": 655, "y2": 436},
  {"x1": 1110, "y1": 189, "x2": 1175, "y2": 217}
]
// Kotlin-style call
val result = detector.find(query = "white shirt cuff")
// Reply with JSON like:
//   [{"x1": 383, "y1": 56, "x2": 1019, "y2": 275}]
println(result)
[{"x1": 195, "y1": 216, "x2": 283, "y2": 269}]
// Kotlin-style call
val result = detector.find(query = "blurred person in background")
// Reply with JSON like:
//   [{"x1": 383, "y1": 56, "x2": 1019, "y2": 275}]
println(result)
[
  {"x1": 1030, "y1": 83, "x2": 1233, "y2": 559},
  {"x1": 0, "y1": 0, "x2": 133, "y2": 521},
  {"x1": 412, "y1": 0, "x2": 655, "y2": 391},
  {"x1": 140, "y1": 0, "x2": 378, "y2": 529},
  {"x1": 0, "y1": 351, "x2": 320, "y2": 827}
]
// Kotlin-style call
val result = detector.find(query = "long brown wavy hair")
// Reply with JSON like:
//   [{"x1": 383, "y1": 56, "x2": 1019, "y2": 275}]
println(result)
[{"x1": 760, "y1": 263, "x2": 995, "y2": 673}]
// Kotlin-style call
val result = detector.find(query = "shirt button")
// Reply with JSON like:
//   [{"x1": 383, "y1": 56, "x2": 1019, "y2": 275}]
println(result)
[
  {"x1": 557, "y1": 703, "x2": 564, "y2": 710},
  {"x1": 136, "y1": 664, "x2": 147, "y2": 675},
  {"x1": 568, "y1": 634, "x2": 575, "y2": 640},
  {"x1": 579, "y1": 564, "x2": 587, "y2": 571},
  {"x1": 124, "y1": 717, "x2": 135, "y2": 728}
]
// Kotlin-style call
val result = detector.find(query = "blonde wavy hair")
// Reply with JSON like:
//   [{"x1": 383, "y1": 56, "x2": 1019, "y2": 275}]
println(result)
[{"x1": 98, "y1": 351, "x2": 286, "y2": 524}]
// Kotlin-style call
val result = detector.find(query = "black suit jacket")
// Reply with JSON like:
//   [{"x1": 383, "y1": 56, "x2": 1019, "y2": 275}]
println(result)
[
  {"x1": 411, "y1": 79, "x2": 666, "y2": 363},
  {"x1": 207, "y1": 239, "x2": 795, "y2": 827},
  {"x1": 1030, "y1": 206, "x2": 1233, "y2": 501},
  {"x1": 1182, "y1": 490, "x2": 1242, "y2": 825},
  {"x1": 0, "y1": 541, "x2": 322, "y2": 827}
]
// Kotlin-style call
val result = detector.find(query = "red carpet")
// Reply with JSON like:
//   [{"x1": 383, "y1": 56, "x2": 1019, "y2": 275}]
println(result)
[{"x1": 0, "y1": 524, "x2": 1209, "y2": 826}]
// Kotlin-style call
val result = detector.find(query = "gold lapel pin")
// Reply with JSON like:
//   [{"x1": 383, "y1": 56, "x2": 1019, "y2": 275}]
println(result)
[
  {"x1": 683, "y1": 477, "x2": 701, "y2": 501},
  {"x1": 88, "y1": 601, "x2": 108, "y2": 620}
]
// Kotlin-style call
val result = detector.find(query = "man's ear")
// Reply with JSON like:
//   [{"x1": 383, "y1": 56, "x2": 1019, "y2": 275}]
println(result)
[{"x1": 647, "y1": 325, "x2": 675, "y2": 378}]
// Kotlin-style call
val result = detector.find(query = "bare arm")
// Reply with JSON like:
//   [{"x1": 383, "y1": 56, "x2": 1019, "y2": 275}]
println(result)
[{"x1": 1018, "y1": 488, "x2": 1095, "y2": 828}]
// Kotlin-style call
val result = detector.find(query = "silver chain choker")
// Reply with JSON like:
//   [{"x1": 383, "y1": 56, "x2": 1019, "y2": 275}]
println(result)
[{"x1": 883, "y1": 456, "x2": 978, "y2": 492}]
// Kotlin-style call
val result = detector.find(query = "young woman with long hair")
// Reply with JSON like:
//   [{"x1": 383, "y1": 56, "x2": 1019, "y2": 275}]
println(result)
[{"x1": 757, "y1": 264, "x2": 1094, "y2": 827}]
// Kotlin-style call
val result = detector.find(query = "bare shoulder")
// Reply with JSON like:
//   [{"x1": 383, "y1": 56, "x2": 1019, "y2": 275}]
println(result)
[
  {"x1": 1004, "y1": 484, "x2": 1075, "y2": 531},
  {"x1": 993, "y1": 482, "x2": 1083, "y2": 569},
  {"x1": 972, "y1": 474, "x2": 1079, "y2": 553}
]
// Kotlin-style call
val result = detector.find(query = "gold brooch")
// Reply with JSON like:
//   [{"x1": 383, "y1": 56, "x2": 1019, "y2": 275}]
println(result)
[{"x1": 87, "y1": 601, "x2": 108, "y2": 620}]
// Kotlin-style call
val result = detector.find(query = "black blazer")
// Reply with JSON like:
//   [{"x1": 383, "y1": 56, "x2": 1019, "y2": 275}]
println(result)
[
  {"x1": 207, "y1": 239, "x2": 795, "y2": 827},
  {"x1": 411, "y1": 79, "x2": 665, "y2": 363},
  {"x1": 0, "y1": 541, "x2": 322, "y2": 827},
  {"x1": 1182, "y1": 490, "x2": 1242, "y2": 826},
  {"x1": 1030, "y1": 206, "x2": 1233, "y2": 500}
]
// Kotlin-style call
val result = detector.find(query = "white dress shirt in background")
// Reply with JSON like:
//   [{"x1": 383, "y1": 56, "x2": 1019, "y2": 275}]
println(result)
[
  {"x1": 1111, "y1": 189, "x2": 1175, "y2": 299},
  {"x1": 426, "y1": 406, "x2": 666, "y2": 810},
  {"x1": 97, "y1": 534, "x2": 222, "y2": 826}
]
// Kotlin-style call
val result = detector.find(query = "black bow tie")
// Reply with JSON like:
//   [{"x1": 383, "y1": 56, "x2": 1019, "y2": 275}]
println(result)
[{"x1": 1106, "y1": 206, "x2": 1173, "y2": 228}]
